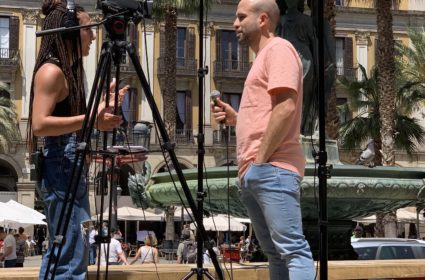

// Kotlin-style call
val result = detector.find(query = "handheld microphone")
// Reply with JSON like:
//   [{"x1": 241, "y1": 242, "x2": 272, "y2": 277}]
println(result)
[
  {"x1": 210, "y1": 90, "x2": 225, "y2": 129},
  {"x1": 210, "y1": 90, "x2": 221, "y2": 106}
]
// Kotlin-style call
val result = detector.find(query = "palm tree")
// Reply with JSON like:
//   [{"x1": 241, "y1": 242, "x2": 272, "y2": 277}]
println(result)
[
  {"x1": 338, "y1": 64, "x2": 425, "y2": 166},
  {"x1": 324, "y1": 0, "x2": 339, "y2": 139},
  {"x1": 152, "y1": 0, "x2": 201, "y2": 139},
  {"x1": 375, "y1": 0, "x2": 397, "y2": 167},
  {"x1": 152, "y1": 0, "x2": 211, "y2": 241},
  {"x1": 0, "y1": 84, "x2": 21, "y2": 153},
  {"x1": 397, "y1": 27, "x2": 425, "y2": 91}
]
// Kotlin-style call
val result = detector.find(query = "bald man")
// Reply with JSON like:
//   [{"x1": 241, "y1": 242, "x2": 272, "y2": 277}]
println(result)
[{"x1": 211, "y1": 0, "x2": 315, "y2": 279}]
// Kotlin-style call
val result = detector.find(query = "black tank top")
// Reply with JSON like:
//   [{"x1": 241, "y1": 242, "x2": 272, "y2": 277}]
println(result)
[{"x1": 44, "y1": 56, "x2": 72, "y2": 117}]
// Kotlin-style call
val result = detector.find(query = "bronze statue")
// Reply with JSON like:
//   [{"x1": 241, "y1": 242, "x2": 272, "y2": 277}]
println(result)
[{"x1": 277, "y1": 0, "x2": 336, "y2": 136}]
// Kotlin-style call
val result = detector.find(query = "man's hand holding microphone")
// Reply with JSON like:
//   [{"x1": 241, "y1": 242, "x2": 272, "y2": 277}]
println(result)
[{"x1": 210, "y1": 90, "x2": 238, "y2": 127}]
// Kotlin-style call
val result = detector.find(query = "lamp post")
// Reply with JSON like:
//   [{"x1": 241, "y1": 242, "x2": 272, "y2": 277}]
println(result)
[{"x1": 132, "y1": 121, "x2": 152, "y2": 149}]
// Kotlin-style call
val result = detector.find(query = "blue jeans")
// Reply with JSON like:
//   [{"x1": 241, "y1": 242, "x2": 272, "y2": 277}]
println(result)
[
  {"x1": 4, "y1": 259, "x2": 17, "y2": 267},
  {"x1": 240, "y1": 163, "x2": 315, "y2": 280},
  {"x1": 89, "y1": 243, "x2": 97, "y2": 265},
  {"x1": 38, "y1": 134, "x2": 90, "y2": 280}
]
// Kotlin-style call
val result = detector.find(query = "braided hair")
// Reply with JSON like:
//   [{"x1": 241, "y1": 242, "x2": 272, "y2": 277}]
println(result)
[{"x1": 27, "y1": 0, "x2": 87, "y2": 153}]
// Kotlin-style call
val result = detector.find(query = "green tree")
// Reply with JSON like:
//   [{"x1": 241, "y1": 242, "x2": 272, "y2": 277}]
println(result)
[
  {"x1": 376, "y1": 0, "x2": 397, "y2": 167},
  {"x1": 397, "y1": 27, "x2": 425, "y2": 91},
  {"x1": 151, "y1": 0, "x2": 211, "y2": 240},
  {"x1": 338, "y1": 64, "x2": 425, "y2": 165},
  {"x1": 152, "y1": 0, "x2": 202, "y2": 139},
  {"x1": 0, "y1": 84, "x2": 21, "y2": 153}
]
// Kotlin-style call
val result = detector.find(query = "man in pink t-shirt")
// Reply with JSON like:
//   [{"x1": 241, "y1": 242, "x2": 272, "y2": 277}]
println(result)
[{"x1": 212, "y1": 0, "x2": 314, "y2": 279}]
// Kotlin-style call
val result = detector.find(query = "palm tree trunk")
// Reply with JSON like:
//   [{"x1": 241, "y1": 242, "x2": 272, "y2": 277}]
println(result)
[
  {"x1": 376, "y1": 0, "x2": 396, "y2": 166},
  {"x1": 163, "y1": 6, "x2": 177, "y2": 139},
  {"x1": 324, "y1": 0, "x2": 339, "y2": 139}
]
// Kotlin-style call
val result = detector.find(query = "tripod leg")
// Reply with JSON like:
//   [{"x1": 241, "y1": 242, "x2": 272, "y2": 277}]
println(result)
[
  {"x1": 43, "y1": 42, "x2": 114, "y2": 280},
  {"x1": 125, "y1": 42, "x2": 223, "y2": 280}
]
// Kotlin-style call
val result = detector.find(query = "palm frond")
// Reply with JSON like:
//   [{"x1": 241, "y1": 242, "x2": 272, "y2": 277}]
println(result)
[{"x1": 395, "y1": 115, "x2": 425, "y2": 156}]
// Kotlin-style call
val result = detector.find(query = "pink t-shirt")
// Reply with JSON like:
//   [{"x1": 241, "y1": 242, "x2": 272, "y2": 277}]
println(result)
[{"x1": 236, "y1": 37, "x2": 305, "y2": 178}]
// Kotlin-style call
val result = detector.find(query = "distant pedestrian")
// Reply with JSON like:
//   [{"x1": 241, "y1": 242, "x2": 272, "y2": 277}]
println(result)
[
  {"x1": 88, "y1": 225, "x2": 98, "y2": 265},
  {"x1": 99, "y1": 229, "x2": 129, "y2": 265},
  {"x1": 15, "y1": 227, "x2": 28, "y2": 267},
  {"x1": 26, "y1": 236, "x2": 37, "y2": 256},
  {"x1": 0, "y1": 228, "x2": 17, "y2": 267},
  {"x1": 130, "y1": 235, "x2": 159, "y2": 264}
]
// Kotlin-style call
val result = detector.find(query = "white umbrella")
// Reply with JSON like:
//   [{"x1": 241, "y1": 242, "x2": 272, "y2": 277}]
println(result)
[
  {"x1": 190, "y1": 214, "x2": 247, "y2": 232},
  {"x1": 4, "y1": 200, "x2": 46, "y2": 220},
  {"x1": 93, "y1": 206, "x2": 164, "y2": 221},
  {"x1": 0, "y1": 202, "x2": 46, "y2": 228},
  {"x1": 354, "y1": 208, "x2": 425, "y2": 224}
]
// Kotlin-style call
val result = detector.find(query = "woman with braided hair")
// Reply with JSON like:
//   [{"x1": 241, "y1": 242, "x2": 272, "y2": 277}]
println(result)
[{"x1": 27, "y1": 1, "x2": 127, "y2": 279}]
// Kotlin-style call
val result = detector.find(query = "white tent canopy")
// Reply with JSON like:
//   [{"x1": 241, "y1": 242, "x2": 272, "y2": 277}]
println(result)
[
  {"x1": 93, "y1": 206, "x2": 164, "y2": 221},
  {"x1": 190, "y1": 214, "x2": 247, "y2": 232},
  {"x1": 0, "y1": 200, "x2": 46, "y2": 228},
  {"x1": 93, "y1": 206, "x2": 194, "y2": 222},
  {"x1": 354, "y1": 208, "x2": 425, "y2": 224}
]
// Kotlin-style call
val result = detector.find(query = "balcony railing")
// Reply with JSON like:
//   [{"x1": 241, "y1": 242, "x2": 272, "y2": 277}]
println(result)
[
  {"x1": 174, "y1": 128, "x2": 195, "y2": 145},
  {"x1": 0, "y1": 49, "x2": 20, "y2": 66},
  {"x1": 214, "y1": 60, "x2": 250, "y2": 79},
  {"x1": 213, "y1": 129, "x2": 236, "y2": 146},
  {"x1": 157, "y1": 57, "x2": 197, "y2": 77},
  {"x1": 336, "y1": 66, "x2": 357, "y2": 80},
  {"x1": 220, "y1": 0, "x2": 239, "y2": 4}
]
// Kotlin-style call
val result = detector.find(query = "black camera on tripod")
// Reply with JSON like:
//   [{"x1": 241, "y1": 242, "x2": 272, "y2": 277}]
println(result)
[
  {"x1": 96, "y1": 0, "x2": 153, "y2": 19},
  {"x1": 96, "y1": 0, "x2": 153, "y2": 40}
]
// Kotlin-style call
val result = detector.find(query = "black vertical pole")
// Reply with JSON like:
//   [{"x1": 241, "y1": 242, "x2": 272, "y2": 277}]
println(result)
[
  {"x1": 196, "y1": 0, "x2": 206, "y2": 278},
  {"x1": 317, "y1": 0, "x2": 329, "y2": 279}
]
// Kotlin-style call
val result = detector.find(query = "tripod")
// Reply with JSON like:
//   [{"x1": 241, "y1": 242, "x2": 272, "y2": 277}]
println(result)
[
  {"x1": 39, "y1": 8, "x2": 224, "y2": 280},
  {"x1": 181, "y1": 0, "x2": 217, "y2": 279}
]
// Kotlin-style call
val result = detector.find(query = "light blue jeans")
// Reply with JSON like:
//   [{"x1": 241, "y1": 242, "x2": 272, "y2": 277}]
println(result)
[
  {"x1": 38, "y1": 134, "x2": 90, "y2": 280},
  {"x1": 240, "y1": 163, "x2": 315, "y2": 280}
]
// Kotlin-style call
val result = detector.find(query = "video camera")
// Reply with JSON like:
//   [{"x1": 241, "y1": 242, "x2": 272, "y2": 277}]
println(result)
[
  {"x1": 96, "y1": 0, "x2": 153, "y2": 20},
  {"x1": 96, "y1": 0, "x2": 153, "y2": 39}
]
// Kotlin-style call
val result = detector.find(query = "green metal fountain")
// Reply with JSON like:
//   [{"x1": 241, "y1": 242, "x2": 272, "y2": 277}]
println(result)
[{"x1": 129, "y1": 139, "x2": 425, "y2": 259}]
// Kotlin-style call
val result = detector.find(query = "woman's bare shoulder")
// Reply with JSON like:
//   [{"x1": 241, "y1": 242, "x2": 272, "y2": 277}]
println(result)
[{"x1": 34, "y1": 63, "x2": 66, "y2": 94}]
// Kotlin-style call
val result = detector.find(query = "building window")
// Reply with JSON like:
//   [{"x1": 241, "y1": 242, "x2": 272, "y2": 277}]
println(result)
[
  {"x1": 221, "y1": 30, "x2": 239, "y2": 70},
  {"x1": 337, "y1": 97, "x2": 350, "y2": 124},
  {"x1": 0, "y1": 17, "x2": 9, "y2": 58},
  {"x1": 335, "y1": 0, "x2": 344, "y2": 6},
  {"x1": 336, "y1": 38, "x2": 344, "y2": 75},
  {"x1": 176, "y1": 90, "x2": 192, "y2": 131},
  {"x1": 221, "y1": 92, "x2": 241, "y2": 143},
  {"x1": 176, "y1": 27, "x2": 186, "y2": 67}
]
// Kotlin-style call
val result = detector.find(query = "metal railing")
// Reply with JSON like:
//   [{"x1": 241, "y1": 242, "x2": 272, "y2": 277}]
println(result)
[
  {"x1": 214, "y1": 60, "x2": 250, "y2": 79},
  {"x1": 213, "y1": 129, "x2": 236, "y2": 145},
  {"x1": 336, "y1": 66, "x2": 357, "y2": 80},
  {"x1": 174, "y1": 128, "x2": 195, "y2": 145},
  {"x1": 157, "y1": 57, "x2": 197, "y2": 77},
  {"x1": 0, "y1": 48, "x2": 19, "y2": 66}
]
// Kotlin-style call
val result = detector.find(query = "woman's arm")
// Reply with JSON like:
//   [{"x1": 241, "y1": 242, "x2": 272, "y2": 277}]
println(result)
[
  {"x1": 153, "y1": 248, "x2": 159, "y2": 263},
  {"x1": 129, "y1": 248, "x2": 141, "y2": 265},
  {"x1": 32, "y1": 64, "x2": 125, "y2": 136}
]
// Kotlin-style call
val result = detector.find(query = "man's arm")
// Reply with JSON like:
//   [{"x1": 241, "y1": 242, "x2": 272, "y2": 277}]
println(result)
[
  {"x1": 255, "y1": 89, "x2": 297, "y2": 163},
  {"x1": 176, "y1": 243, "x2": 184, "y2": 264},
  {"x1": 0, "y1": 244, "x2": 13, "y2": 261},
  {"x1": 118, "y1": 251, "x2": 129, "y2": 265}
]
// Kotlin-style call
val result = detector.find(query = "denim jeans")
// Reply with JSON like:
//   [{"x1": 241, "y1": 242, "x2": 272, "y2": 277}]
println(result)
[
  {"x1": 38, "y1": 134, "x2": 90, "y2": 280},
  {"x1": 89, "y1": 243, "x2": 97, "y2": 265},
  {"x1": 240, "y1": 163, "x2": 315, "y2": 280},
  {"x1": 4, "y1": 259, "x2": 17, "y2": 268}
]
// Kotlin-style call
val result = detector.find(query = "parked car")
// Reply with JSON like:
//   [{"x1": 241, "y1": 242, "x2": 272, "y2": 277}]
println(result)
[{"x1": 351, "y1": 238, "x2": 425, "y2": 260}]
